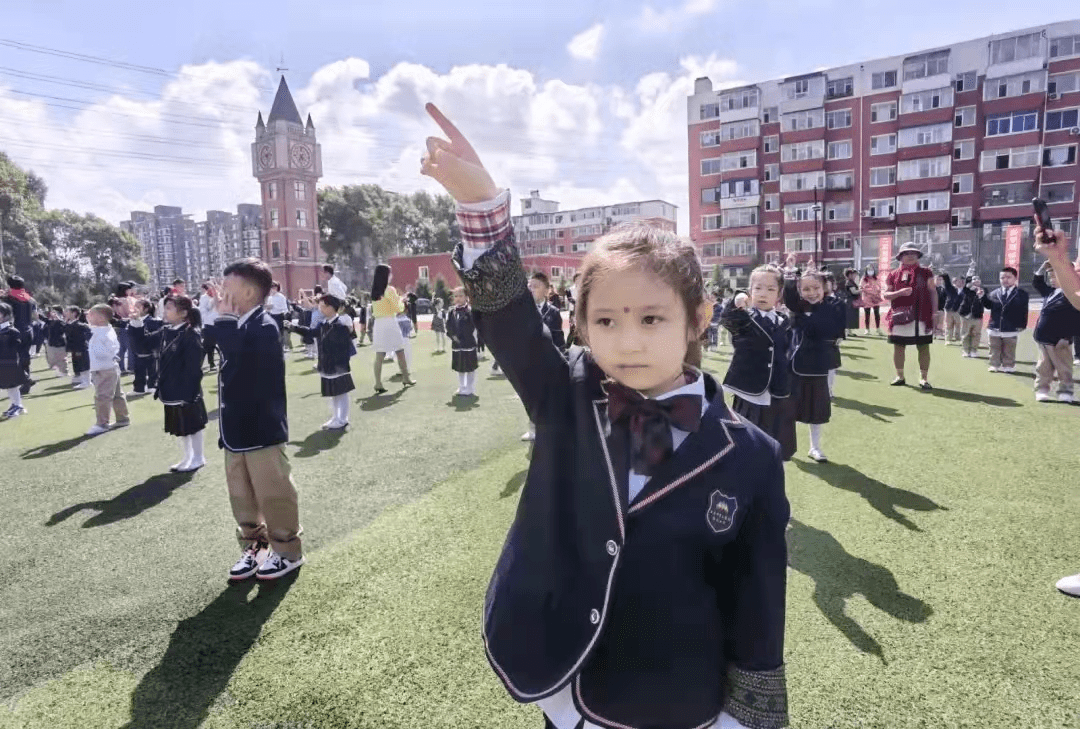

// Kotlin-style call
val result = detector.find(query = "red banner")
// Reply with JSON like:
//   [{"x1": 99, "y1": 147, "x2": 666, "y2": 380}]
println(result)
[
  {"x1": 1004, "y1": 225, "x2": 1023, "y2": 271},
  {"x1": 878, "y1": 235, "x2": 893, "y2": 285}
]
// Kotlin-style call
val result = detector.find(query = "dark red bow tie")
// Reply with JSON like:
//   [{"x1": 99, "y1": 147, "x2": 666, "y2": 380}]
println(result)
[{"x1": 606, "y1": 381, "x2": 702, "y2": 477}]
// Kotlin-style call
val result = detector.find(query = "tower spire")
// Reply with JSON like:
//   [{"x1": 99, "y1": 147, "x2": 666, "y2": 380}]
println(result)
[{"x1": 267, "y1": 76, "x2": 302, "y2": 125}]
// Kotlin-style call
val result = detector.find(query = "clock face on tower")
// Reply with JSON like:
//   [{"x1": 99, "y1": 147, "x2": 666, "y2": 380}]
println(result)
[
  {"x1": 258, "y1": 143, "x2": 274, "y2": 169},
  {"x1": 290, "y1": 144, "x2": 312, "y2": 169}
]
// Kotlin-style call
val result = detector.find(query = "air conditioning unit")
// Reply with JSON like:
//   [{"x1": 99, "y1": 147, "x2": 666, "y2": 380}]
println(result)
[
  {"x1": 1048, "y1": 92, "x2": 1060, "y2": 101},
  {"x1": 1070, "y1": 127, "x2": 1080, "y2": 136},
  {"x1": 862, "y1": 209, "x2": 873, "y2": 218}
]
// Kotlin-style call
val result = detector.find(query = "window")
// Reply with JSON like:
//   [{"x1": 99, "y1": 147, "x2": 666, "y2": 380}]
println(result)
[
  {"x1": 1043, "y1": 182, "x2": 1076, "y2": 204},
  {"x1": 871, "y1": 133, "x2": 897, "y2": 154},
  {"x1": 826, "y1": 77, "x2": 853, "y2": 99},
  {"x1": 954, "y1": 139, "x2": 975, "y2": 160},
  {"x1": 901, "y1": 87, "x2": 953, "y2": 113},
  {"x1": 826, "y1": 109, "x2": 852, "y2": 129},
  {"x1": 896, "y1": 191, "x2": 949, "y2": 214},
  {"x1": 701, "y1": 158, "x2": 724, "y2": 176},
  {"x1": 899, "y1": 224, "x2": 948, "y2": 245},
  {"x1": 720, "y1": 88, "x2": 759, "y2": 111},
  {"x1": 271, "y1": 240, "x2": 281, "y2": 258},
  {"x1": 722, "y1": 237, "x2": 757, "y2": 257},
  {"x1": 984, "y1": 71, "x2": 1045, "y2": 101},
  {"x1": 702, "y1": 215, "x2": 722, "y2": 231},
  {"x1": 983, "y1": 181, "x2": 1035, "y2": 207},
  {"x1": 297, "y1": 240, "x2": 311, "y2": 258},
  {"x1": 827, "y1": 172, "x2": 854, "y2": 190},
  {"x1": 721, "y1": 119, "x2": 760, "y2": 140},
  {"x1": 1044, "y1": 145, "x2": 1078, "y2": 167},
  {"x1": 764, "y1": 251, "x2": 780, "y2": 263},
  {"x1": 779, "y1": 171, "x2": 825, "y2": 192},
  {"x1": 700, "y1": 178, "x2": 759, "y2": 200},
  {"x1": 764, "y1": 194, "x2": 780, "y2": 211},
  {"x1": 871, "y1": 101, "x2": 898, "y2": 123},
  {"x1": 826, "y1": 201, "x2": 854, "y2": 221},
  {"x1": 869, "y1": 198, "x2": 896, "y2": 217},
  {"x1": 990, "y1": 32, "x2": 1042, "y2": 65},
  {"x1": 898, "y1": 156, "x2": 951, "y2": 180},
  {"x1": 722, "y1": 207, "x2": 759, "y2": 229},
  {"x1": 765, "y1": 228, "x2": 775, "y2": 239},
  {"x1": 828, "y1": 234, "x2": 852, "y2": 250},
  {"x1": 951, "y1": 207, "x2": 972, "y2": 227},
  {"x1": 781, "y1": 140, "x2": 825, "y2": 162},
  {"x1": 764, "y1": 164, "x2": 779, "y2": 182},
  {"x1": 955, "y1": 71, "x2": 977, "y2": 92},
  {"x1": 1046, "y1": 108, "x2": 1080, "y2": 131},
  {"x1": 700, "y1": 103, "x2": 720, "y2": 120},
  {"x1": 720, "y1": 149, "x2": 758, "y2": 170},
  {"x1": 953, "y1": 173, "x2": 974, "y2": 194},
  {"x1": 987, "y1": 110, "x2": 1041, "y2": 136},
  {"x1": 785, "y1": 204, "x2": 816, "y2": 223},
  {"x1": 296, "y1": 209, "x2": 307, "y2": 227},
  {"x1": 827, "y1": 140, "x2": 852, "y2": 159},
  {"x1": 872, "y1": 70, "x2": 898, "y2": 89},
  {"x1": 904, "y1": 51, "x2": 949, "y2": 81},
  {"x1": 782, "y1": 108, "x2": 825, "y2": 131},
  {"x1": 785, "y1": 235, "x2": 816, "y2": 252},
  {"x1": 787, "y1": 78, "x2": 811, "y2": 100},
  {"x1": 954, "y1": 106, "x2": 976, "y2": 127},
  {"x1": 763, "y1": 135, "x2": 779, "y2": 153},
  {"x1": 294, "y1": 181, "x2": 306, "y2": 201},
  {"x1": 979, "y1": 145, "x2": 1040, "y2": 172},
  {"x1": 270, "y1": 208, "x2": 279, "y2": 227},
  {"x1": 871, "y1": 166, "x2": 896, "y2": 186},
  {"x1": 551, "y1": 266, "x2": 563, "y2": 279},
  {"x1": 700, "y1": 130, "x2": 721, "y2": 147},
  {"x1": 1048, "y1": 72, "x2": 1080, "y2": 96},
  {"x1": 762, "y1": 107, "x2": 778, "y2": 124},
  {"x1": 898, "y1": 122, "x2": 952, "y2": 148},
  {"x1": 1050, "y1": 34, "x2": 1080, "y2": 59},
  {"x1": 268, "y1": 182, "x2": 278, "y2": 199}
]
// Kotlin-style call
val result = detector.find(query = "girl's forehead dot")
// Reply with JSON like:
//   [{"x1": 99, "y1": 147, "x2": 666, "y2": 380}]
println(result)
[{"x1": 623, "y1": 307, "x2": 630, "y2": 313}]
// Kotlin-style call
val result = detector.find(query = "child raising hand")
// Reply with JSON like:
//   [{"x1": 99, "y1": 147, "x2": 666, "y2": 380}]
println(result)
[{"x1": 422, "y1": 104, "x2": 789, "y2": 729}]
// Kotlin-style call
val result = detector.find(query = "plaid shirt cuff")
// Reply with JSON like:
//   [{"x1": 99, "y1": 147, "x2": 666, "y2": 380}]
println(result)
[{"x1": 456, "y1": 189, "x2": 511, "y2": 248}]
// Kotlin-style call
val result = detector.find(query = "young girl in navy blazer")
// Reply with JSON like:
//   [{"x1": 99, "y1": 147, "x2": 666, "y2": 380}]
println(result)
[
  {"x1": 783, "y1": 253, "x2": 833, "y2": 463},
  {"x1": 64, "y1": 306, "x2": 92, "y2": 389},
  {"x1": 286, "y1": 293, "x2": 355, "y2": 430},
  {"x1": 721, "y1": 265, "x2": 795, "y2": 461},
  {"x1": 422, "y1": 104, "x2": 789, "y2": 729}
]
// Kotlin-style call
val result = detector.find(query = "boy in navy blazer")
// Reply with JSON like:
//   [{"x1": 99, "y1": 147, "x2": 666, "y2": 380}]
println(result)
[
  {"x1": 981, "y1": 267, "x2": 1029, "y2": 373},
  {"x1": 1032, "y1": 261, "x2": 1080, "y2": 402},
  {"x1": 128, "y1": 300, "x2": 163, "y2": 394}
]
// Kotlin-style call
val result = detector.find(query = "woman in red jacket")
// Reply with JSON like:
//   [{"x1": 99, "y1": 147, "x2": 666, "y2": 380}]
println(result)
[{"x1": 883, "y1": 243, "x2": 937, "y2": 390}]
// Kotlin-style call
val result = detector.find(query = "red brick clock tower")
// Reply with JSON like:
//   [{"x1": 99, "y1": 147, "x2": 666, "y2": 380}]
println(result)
[{"x1": 252, "y1": 76, "x2": 324, "y2": 296}]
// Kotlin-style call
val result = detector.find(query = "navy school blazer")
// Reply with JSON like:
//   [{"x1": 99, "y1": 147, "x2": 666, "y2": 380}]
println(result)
[
  {"x1": 982, "y1": 286, "x2": 1029, "y2": 333},
  {"x1": 941, "y1": 273, "x2": 965, "y2": 312},
  {"x1": 289, "y1": 316, "x2": 353, "y2": 377},
  {"x1": 445, "y1": 306, "x2": 478, "y2": 349},
  {"x1": 45, "y1": 319, "x2": 67, "y2": 348},
  {"x1": 152, "y1": 325, "x2": 204, "y2": 404},
  {"x1": 1032, "y1": 273, "x2": 1080, "y2": 344},
  {"x1": 782, "y1": 278, "x2": 832, "y2": 377},
  {"x1": 957, "y1": 286, "x2": 985, "y2": 318},
  {"x1": 538, "y1": 300, "x2": 566, "y2": 350},
  {"x1": 63, "y1": 321, "x2": 91, "y2": 354},
  {"x1": 128, "y1": 316, "x2": 164, "y2": 357},
  {"x1": 455, "y1": 236, "x2": 789, "y2": 729},
  {"x1": 720, "y1": 305, "x2": 792, "y2": 400}
]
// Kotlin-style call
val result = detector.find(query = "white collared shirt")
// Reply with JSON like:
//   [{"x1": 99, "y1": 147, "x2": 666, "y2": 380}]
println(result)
[
  {"x1": 266, "y1": 291, "x2": 289, "y2": 315},
  {"x1": 327, "y1": 275, "x2": 348, "y2": 299},
  {"x1": 626, "y1": 372, "x2": 708, "y2": 503},
  {"x1": 0, "y1": 321, "x2": 10, "y2": 330},
  {"x1": 237, "y1": 306, "x2": 261, "y2": 328}
]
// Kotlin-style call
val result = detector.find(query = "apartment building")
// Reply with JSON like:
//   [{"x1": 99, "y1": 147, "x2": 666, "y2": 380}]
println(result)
[{"x1": 688, "y1": 20, "x2": 1080, "y2": 284}]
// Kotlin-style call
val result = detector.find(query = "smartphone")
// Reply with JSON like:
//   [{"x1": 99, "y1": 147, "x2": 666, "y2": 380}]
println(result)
[{"x1": 1032, "y1": 198, "x2": 1057, "y2": 243}]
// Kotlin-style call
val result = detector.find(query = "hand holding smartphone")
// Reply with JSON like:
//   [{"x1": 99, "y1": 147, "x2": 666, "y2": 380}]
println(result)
[{"x1": 1032, "y1": 198, "x2": 1057, "y2": 244}]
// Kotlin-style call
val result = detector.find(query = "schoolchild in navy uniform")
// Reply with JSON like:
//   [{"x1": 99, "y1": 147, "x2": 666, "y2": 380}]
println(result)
[
  {"x1": 423, "y1": 104, "x2": 789, "y2": 729},
  {"x1": 445, "y1": 286, "x2": 479, "y2": 396},
  {"x1": 981, "y1": 266, "x2": 1029, "y2": 374},
  {"x1": 131, "y1": 294, "x2": 208, "y2": 472},
  {"x1": 1032, "y1": 261, "x2": 1080, "y2": 403},
  {"x1": 933, "y1": 275, "x2": 948, "y2": 339},
  {"x1": 0, "y1": 302, "x2": 30, "y2": 418},
  {"x1": 820, "y1": 271, "x2": 845, "y2": 398},
  {"x1": 532, "y1": 271, "x2": 566, "y2": 351},
  {"x1": 957, "y1": 276, "x2": 987, "y2": 358},
  {"x1": 430, "y1": 297, "x2": 447, "y2": 353},
  {"x1": 721, "y1": 264, "x2": 795, "y2": 461},
  {"x1": 127, "y1": 299, "x2": 163, "y2": 395},
  {"x1": 30, "y1": 313, "x2": 45, "y2": 357},
  {"x1": 286, "y1": 293, "x2": 355, "y2": 430},
  {"x1": 941, "y1": 272, "x2": 965, "y2": 345},
  {"x1": 44, "y1": 305, "x2": 69, "y2": 377},
  {"x1": 782, "y1": 252, "x2": 833, "y2": 463},
  {"x1": 64, "y1": 305, "x2": 92, "y2": 389}
]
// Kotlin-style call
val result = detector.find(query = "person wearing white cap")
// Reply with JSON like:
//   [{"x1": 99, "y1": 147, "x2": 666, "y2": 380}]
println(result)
[{"x1": 882, "y1": 242, "x2": 937, "y2": 390}]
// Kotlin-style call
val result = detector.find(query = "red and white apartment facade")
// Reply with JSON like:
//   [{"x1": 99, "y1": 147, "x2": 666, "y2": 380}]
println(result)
[
  {"x1": 389, "y1": 191, "x2": 678, "y2": 292},
  {"x1": 688, "y1": 20, "x2": 1080, "y2": 283}
]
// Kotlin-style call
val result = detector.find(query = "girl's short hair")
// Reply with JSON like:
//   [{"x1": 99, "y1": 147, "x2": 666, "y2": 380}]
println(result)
[
  {"x1": 749, "y1": 264, "x2": 783, "y2": 287},
  {"x1": 137, "y1": 299, "x2": 154, "y2": 315},
  {"x1": 319, "y1": 293, "x2": 343, "y2": 311},
  {"x1": 165, "y1": 294, "x2": 202, "y2": 328},
  {"x1": 575, "y1": 222, "x2": 706, "y2": 367}
]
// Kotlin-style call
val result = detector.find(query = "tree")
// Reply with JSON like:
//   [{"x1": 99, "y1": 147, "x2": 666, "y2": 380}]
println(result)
[
  {"x1": 0, "y1": 152, "x2": 46, "y2": 280},
  {"x1": 432, "y1": 275, "x2": 451, "y2": 307},
  {"x1": 414, "y1": 280, "x2": 432, "y2": 299}
]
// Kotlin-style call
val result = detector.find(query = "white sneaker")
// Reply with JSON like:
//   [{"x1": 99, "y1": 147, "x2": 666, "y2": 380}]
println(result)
[
  {"x1": 256, "y1": 551, "x2": 305, "y2": 580},
  {"x1": 85, "y1": 424, "x2": 109, "y2": 436},
  {"x1": 322, "y1": 418, "x2": 346, "y2": 430},
  {"x1": 864, "y1": 329, "x2": 871, "y2": 336},
  {"x1": 176, "y1": 458, "x2": 205, "y2": 472},
  {"x1": 988, "y1": 366, "x2": 999, "y2": 372},
  {"x1": 1058, "y1": 393, "x2": 1074, "y2": 404},
  {"x1": 229, "y1": 541, "x2": 269, "y2": 581},
  {"x1": 73, "y1": 383, "x2": 88, "y2": 390},
  {"x1": 1035, "y1": 392, "x2": 1052, "y2": 402},
  {"x1": 808, "y1": 448, "x2": 828, "y2": 463},
  {"x1": 520, "y1": 430, "x2": 535, "y2": 442},
  {"x1": 1001, "y1": 367, "x2": 1016, "y2": 374},
  {"x1": 1056, "y1": 573, "x2": 1080, "y2": 597}
]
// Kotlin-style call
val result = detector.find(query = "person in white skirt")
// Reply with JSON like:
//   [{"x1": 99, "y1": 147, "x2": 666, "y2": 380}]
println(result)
[{"x1": 368, "y1": 264, "x2": 415, "y2": 394}]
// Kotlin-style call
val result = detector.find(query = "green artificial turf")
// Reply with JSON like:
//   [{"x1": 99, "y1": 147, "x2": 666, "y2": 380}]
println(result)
[{"x1": 2, "y1": 332, "x2": 1079, "y2": 729}]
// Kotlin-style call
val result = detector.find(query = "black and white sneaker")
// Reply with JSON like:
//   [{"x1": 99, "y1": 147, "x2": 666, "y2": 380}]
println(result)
[
  {"x1": 256, "y1": 551, "x2": 305, "y2": 581},
  {"x1": 228, "y1": 541, "x2": 268, "y2": 581}
]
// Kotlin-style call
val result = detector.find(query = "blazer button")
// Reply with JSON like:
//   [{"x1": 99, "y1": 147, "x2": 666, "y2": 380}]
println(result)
[
  {"x1": 589, "y1": 609, "x2": 600, "y2": 625},
  {"x1": 606, "y1": 540, "x2": 618, "y2": 556}
]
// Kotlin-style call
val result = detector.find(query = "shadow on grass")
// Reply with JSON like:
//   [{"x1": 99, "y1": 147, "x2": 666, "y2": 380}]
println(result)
[
  {"x1": 45, "y1": 471, "x2": 197, "y2": 528},
  {"x1": 787, "y1": 519, "x2": 932, "y2": 664},
  {"x1": 21, "y1": 434, "x2": 95, "y2": 459},
  {"x1": 841, "y1": 352, "x2": 871, "y2": 360},
  {"x1": 447, "y1": 394, "x2": 480, "y2": 412},
  {"x1": 836, "y1": 369, "x2": 877, "y2": 382},
  {"x1": 927, "y1": 388, "x2": 1020, "y2": 408},
  {"x1": 290, "y1": 428, "x2": 346, "y2": 458},
  {"x1": 358, "y1": 390, "x2": 404, "y2": 412},
  {"x1": 500, "y1": 469, "x2": 527, "y2": 499},
  {"x1": 793, "y1": 461, "x2": 946, "y2": 531},
  {"x1": 26, "y1": 386, "x2": 78, "y2": 399},
  {"x1": 831, "y1": 396, "x2": 901, "y2": 422},
  {"x1": 121, "y1": 575, "x2": 298, "y2": 729}
]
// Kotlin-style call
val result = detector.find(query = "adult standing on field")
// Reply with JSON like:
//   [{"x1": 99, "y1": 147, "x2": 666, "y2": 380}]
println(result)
[
  {"x1": 883, "y1": 243, "x2": 937, "y2": 390},
  {"x1": 1, "y1": 275, "x2": 37, "y2": 394}
]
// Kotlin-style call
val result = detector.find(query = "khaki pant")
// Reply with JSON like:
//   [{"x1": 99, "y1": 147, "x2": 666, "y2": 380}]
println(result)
[
  {"x1": 933, "y1": 311, "x2": 945, "y2": 338},
  {"x1": 1035, "y1": 340, "x2": 1074, "y2": 396},
  {"x1": 225, "y1": 444, "x2": 303, "y2": 560},
  {"x1": 960, "y1": 318, "x2": 982, "y2": 355},
  {"x1": 945, "y1": 311, "x2": 963, "y2": 342},
  {"x1": 988, "y1": 335, "x2": 1018, "y2": 369},
  {"x1": 90, "y1": 366, "x2": 129, "y2": 426},
  {"x1": 45, "y1": 344, "x2": 68, "y2": 375}
]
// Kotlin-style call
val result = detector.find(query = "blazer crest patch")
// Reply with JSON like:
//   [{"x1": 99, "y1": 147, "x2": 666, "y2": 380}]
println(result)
[{"x1": 706, "y1": 489, "x2": 738, "y2": 534}]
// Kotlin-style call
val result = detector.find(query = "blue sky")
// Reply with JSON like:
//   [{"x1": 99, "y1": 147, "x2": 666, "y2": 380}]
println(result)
[{"x1": 2, "y1": 0, "x2": 1078, "y2": 230}]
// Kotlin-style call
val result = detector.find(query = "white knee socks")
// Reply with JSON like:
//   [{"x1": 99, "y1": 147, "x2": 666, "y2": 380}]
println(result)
[
  {"x1": 334, "y1": 394, "x2": 350, "y2": 424},
  {"x1": 809, "y1": 424, "x2": 824, "y2": 453},
  {"x1": 458, "y1": 372, "x2": 468, "y2": 393},
  {"x1": 7, "y1": 388, "x2": 22, "y2": 409},
  {"x1": 189, "y1": 430, "x2": 205, "y2": 467},
  {"x1": 465, "y1": 370, "x2": 477, "y2": 395},
  {"x1": 827, "y1": 369, "x2": 836, "y2": 397},
  {"x1": 173, "y1": 436, "x2": 192, "y2": 471}
]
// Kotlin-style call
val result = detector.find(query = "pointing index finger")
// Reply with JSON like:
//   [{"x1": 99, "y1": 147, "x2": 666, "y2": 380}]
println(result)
[{"x1": 426, "y1": 103, "x2": 464, "y2": 143}]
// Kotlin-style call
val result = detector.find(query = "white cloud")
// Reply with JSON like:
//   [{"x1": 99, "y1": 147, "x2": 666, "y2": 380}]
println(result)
[
  {"x1": 637, "y1": 0, "x2": 720, "y2": 32},
  {"x1": 567, "y1": 23, "x2": 605, "y2": 61}
]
